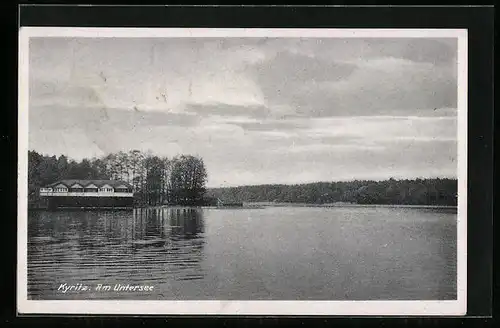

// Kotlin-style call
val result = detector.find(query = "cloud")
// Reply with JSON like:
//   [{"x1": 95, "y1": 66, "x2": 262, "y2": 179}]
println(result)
[
  {"x1": 261, "y1": 38, "x2": 457, "y2": 66},
  {"x1": 249, "y1": 51, "x2": 456, "y2": 117},
  {"x1": 27, "y1": 36, "x2": 459, "y2": 186},
  {"x1": 254, "y1": 50, "x2": 358, "y2": 83},
  {"x1": 232, "y1": 119, "x2": 310, "y2": 132},
  {"x1": 362, "y1": 38, "x2": 457, "y2": 66},
  {"x1": 30, "y1": 104, "x2": 201, "y2": 130},
  {"x1": 184, "y1": 102, "x2": 271, "y2": 118}
]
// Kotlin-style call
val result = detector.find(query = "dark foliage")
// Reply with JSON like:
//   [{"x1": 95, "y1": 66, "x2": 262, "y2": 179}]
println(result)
[
  {"x1": 28, "y1": 150, "x2": 208, "y2": 208},
  {"x1": 28, "y1": 150, "x2": 457, "y2": 208},
  {"x1": 207, "y1": 177, "x2": 457, "y2": 206}
]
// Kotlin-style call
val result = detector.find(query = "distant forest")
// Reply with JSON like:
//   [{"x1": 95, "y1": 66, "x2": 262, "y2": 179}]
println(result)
[
  {"x1": 207, "y1": 178, "x2": 458, "y2": 206},
  {"x1": 28, "y1": 150, "x2": 207, "y2": 207},
  {"x1": 28, "y1": 150, "x2": 457, "y2": 208}
]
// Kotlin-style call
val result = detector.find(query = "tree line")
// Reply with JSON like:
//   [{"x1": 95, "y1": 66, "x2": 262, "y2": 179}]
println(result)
[
  {"x1": 28, "y1": 150, "x2": 208, "y2": 208},
  {"x1": 206, "y1": 178, "x2": 458, "y2": 206},
  {"x1": 28, "y1": 149, "x2": 457, "y2": 208}
]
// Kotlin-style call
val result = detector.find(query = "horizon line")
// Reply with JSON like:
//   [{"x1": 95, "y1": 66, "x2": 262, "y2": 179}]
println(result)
[{"x1": 207, "y1": 176, "x2": 458, "y2": 189}]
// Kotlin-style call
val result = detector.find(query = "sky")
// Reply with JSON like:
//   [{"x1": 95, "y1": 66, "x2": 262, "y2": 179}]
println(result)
[{"x1": 28, "y1": 36, "x2": 458, "y2": 187}]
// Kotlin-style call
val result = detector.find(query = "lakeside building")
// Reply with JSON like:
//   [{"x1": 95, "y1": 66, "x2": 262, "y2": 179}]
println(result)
[{"x1": 39, "y1": 179, "x2": 134, "y2": 209}]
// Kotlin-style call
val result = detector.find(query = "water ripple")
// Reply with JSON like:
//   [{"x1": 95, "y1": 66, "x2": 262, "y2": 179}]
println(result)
[{"x1": 27, "y1": 206, "x2": 457, "y2": 300}]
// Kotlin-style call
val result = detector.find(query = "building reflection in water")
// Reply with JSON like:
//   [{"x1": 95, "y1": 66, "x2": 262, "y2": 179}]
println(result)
[{"x1": 28, "y1": 207, "x2": 207, "y2": 295}]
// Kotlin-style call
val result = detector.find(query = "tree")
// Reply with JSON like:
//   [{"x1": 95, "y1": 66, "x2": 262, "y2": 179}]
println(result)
[
  {"x1": 206, "y1": 178, "x2": 458, "y2": 206},
  {"x1": 28, "y1": 150, "x2": 458, "y2": 209},
  {"x1": 170, "y1": 155, "x2": 207, "y2": 205},
  {"x1": 144, "y1": 155, "x2": 164, "y2": 206}
]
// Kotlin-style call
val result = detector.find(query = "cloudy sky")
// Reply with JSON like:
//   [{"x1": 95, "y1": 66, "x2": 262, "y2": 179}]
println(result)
[{"x1": 28, "y1": 37, "x2": 458, "y2": 187}]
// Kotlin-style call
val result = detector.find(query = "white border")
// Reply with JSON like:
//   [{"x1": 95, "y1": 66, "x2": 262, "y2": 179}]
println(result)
[{"x1": 17, "y1": 27, "x2": 468, "y2": 316}]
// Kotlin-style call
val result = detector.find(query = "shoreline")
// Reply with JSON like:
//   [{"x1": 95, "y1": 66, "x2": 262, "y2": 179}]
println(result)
[
  {"x1": 242, "y1": 202, "x2": 457, "y2": 209},
  {"x1": 28, "y1": 203, "x2": 457, "y2": 211}
]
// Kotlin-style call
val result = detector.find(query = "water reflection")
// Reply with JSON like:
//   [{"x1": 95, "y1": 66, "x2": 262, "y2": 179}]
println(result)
[
  {"x1": 27, "y1": 206, "x2": 457, "y2": 301},
  {"x1": 28, "y1": 207, "x2": 207, "y2": 299},
  {"x1": 131, "y1": 207, "x2": 205, "y2": 242}
]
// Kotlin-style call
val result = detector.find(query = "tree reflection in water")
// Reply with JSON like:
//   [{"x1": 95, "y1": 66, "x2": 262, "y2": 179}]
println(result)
[
  {"x1": 131, "y1": 207, "x2": 206, "y2": 281},
  {"x1": 28, "y1": 207, "x2": 207, "y2": 299}
]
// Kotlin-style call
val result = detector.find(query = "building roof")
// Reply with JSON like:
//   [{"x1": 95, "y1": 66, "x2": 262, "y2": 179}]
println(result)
[{"x1": 46, "y1": 179, "x2": 133, "y2": 189}]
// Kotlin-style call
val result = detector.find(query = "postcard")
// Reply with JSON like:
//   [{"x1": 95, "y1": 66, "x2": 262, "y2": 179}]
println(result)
[{"x1": 17, "y1": 27, "x2": 467, "y2": 315}]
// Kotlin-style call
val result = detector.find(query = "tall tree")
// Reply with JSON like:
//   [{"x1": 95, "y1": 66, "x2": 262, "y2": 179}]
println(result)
[
  {"x1": 144, "y1": 155, "x2": 164, "y2": 206},
  {"x1": 170, "y1": 155, "x2": 207, "y2": 205}
]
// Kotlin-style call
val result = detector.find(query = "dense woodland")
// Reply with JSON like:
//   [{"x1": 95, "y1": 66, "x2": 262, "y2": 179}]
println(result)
[
  {"x1": 207, "y1": 178, "x2": 458, "y2": 206},
  {"x1": 28, "y1": 150, "x2": 208, "y2": 207},
  {"x1": 28, "y1": 150, "x2": 457, "y2": 208}
]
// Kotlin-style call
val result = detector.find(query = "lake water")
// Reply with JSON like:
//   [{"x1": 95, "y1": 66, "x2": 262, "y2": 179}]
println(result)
[{"x1": 27, "y1": 206, "x2": 457, "y2": 300}]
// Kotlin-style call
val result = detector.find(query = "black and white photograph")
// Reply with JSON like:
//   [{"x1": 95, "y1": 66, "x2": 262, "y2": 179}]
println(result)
[{"x1": 17, "y1": 28, "x2": 467, "y2": 315}]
